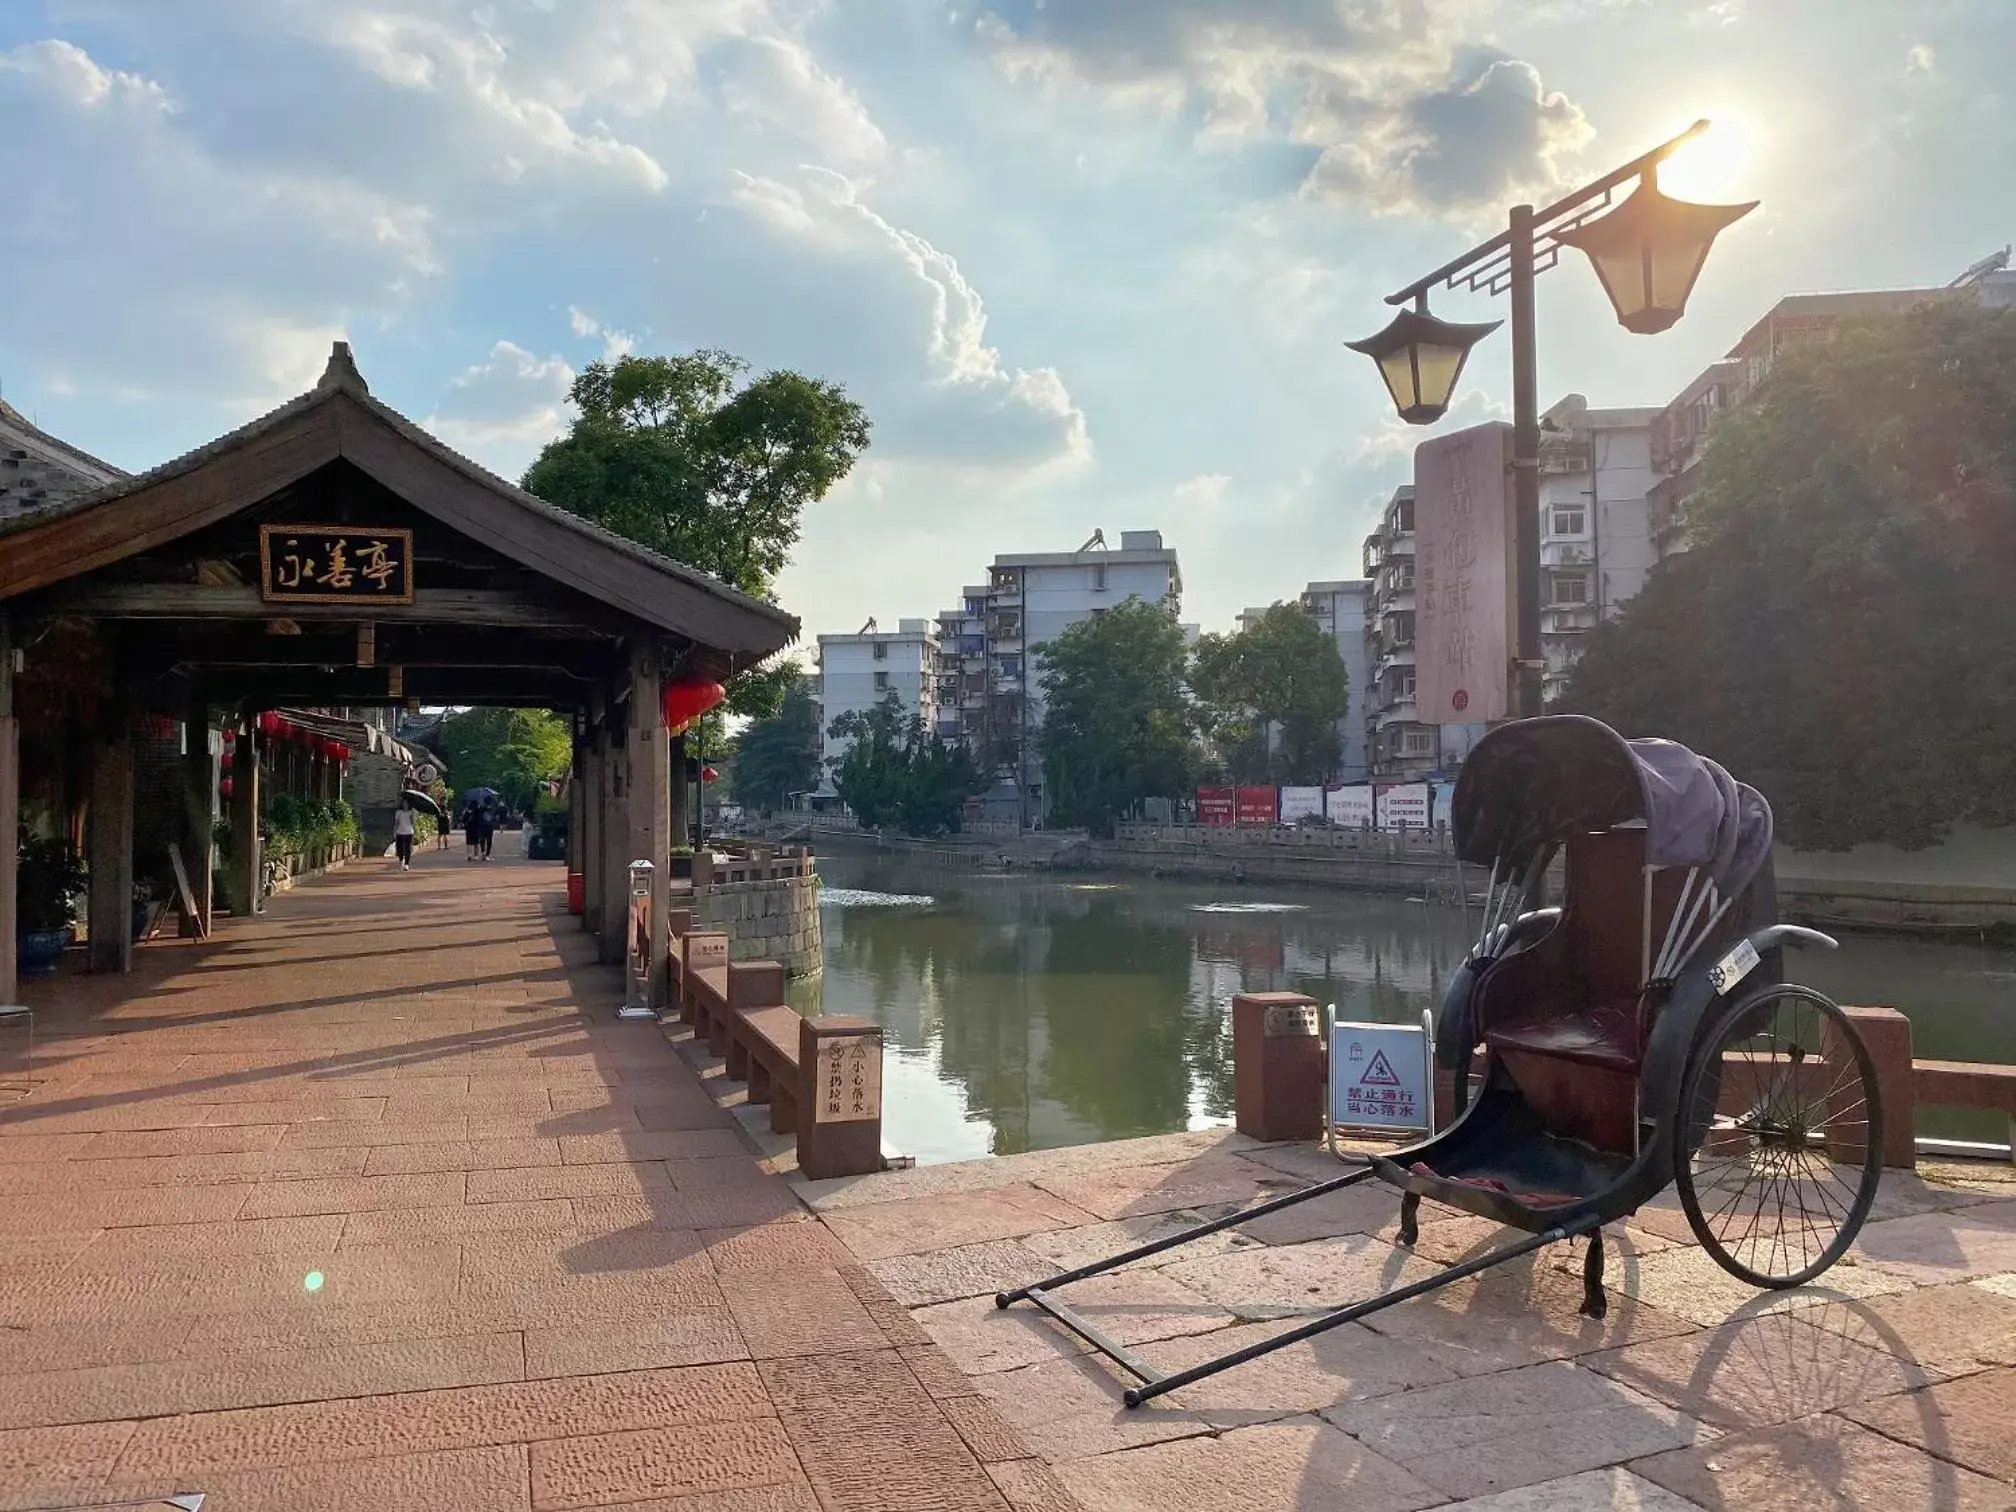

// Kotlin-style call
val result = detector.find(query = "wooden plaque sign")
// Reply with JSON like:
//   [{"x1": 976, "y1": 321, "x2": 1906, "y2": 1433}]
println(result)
[
  {"x1": 259, "y1": 525, "x2": 414, "y2": 605},
  {"x1": 813, "y1": 1032, "x2": 883, "y2": 1125}
]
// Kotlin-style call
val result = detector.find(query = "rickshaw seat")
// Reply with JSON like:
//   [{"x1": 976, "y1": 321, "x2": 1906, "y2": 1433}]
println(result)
[{"x1": 1470, "y1": 829, "x2": 1682, "y2": 1152}]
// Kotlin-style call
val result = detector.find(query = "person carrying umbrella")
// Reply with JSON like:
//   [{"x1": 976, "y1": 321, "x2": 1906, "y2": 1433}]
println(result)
[{"x1": 392, "y1": 796, "x2": 417, "y2": 871}]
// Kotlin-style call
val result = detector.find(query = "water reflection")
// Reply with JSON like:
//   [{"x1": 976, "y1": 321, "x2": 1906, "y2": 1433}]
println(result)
[{"x1": 800, "y1": 854, "x2": 2016, "y2": 1163}]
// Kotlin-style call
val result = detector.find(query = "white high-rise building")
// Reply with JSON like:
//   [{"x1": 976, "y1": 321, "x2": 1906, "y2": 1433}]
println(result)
[
  {"x1": 1298, "y1": 581, "x2": 1373, "y2": 783},
  {"x1": 815, "y1": 618, "x2": 937, "y2": 795},
  {"x1": 939, "y1": 529, "x2": 1181, "y2": 823},
  {"x1": 1536, "y1": 394, "x2": 1660, "y2": 704}
]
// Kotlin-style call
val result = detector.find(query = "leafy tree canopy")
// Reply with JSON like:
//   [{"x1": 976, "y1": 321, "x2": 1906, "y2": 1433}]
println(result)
[
  {"x1": 1191, "y1": 602, "x2": 1351, "y2": 784},
  {"x1": 521, "y1": 351, "x2": 870, "y2": 719},
  {"x1": 1564, "y1": 303, "x2": 2016, "y2": 850},
  {"x1": 828, "y1": 692, "x2": 984, "y2": 835},
  {"x1": 432, "y1": 707, "x2": 573, "y2": 815},
  {"x1": 732, "y1": 671, "x2": 822, "y2": 814},
  {"x1": 1038, "y1": 597, "x2": 1196, "y2": 835}
]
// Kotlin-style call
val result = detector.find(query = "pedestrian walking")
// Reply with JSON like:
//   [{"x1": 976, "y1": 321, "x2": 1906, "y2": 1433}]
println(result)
[
  {"x1": 461, "y1": 801, "x2": 483, "y2": 862},
  {"x1": 392, "y1": 797, "x2": 417, "y2": 871},
  {"x1": 479, "y1": 802, "x2": 497, "y2": 861}
]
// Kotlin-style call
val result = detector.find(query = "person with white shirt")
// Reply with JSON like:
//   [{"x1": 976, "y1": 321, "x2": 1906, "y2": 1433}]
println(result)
[{"x1": 392, "y1": 798, "x2": 417, "y2": 871}]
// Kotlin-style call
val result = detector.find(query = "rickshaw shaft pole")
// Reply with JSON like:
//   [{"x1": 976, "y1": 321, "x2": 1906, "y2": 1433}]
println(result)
[
  {"x1": 996, "y1": 1168, "x2": 1378, "y2": 1309},
  {"x1": 1123, "y1": 1214, "x2": 1600, "y2": 1407}
]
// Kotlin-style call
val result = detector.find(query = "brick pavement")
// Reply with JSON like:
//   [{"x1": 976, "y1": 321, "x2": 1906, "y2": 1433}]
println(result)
[
  {"x1": 0, "y1": 849, "x2": 1047, "y2": 1512},
  {"x1": 801, "y1": 1129, "x2": 2016, "y2": 1511}
]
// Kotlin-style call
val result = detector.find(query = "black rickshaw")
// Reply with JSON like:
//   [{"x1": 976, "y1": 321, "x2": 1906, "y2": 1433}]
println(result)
[{"x1": 998, "y1": 716, "x2": 1885, "y2": 1407}]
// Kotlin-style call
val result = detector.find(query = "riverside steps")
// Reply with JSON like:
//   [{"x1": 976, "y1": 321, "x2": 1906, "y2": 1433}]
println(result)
[{"x1": 0, "y1": 851, "x2": 1045, "y2": 1512}]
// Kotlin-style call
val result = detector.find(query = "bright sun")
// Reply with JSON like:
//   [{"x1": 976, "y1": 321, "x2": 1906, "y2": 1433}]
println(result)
[{"x1": 1655, "y1": 114, "x2": 1755, "y2": 201}]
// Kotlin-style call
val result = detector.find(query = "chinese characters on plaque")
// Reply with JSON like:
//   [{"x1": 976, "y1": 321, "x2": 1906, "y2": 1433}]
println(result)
[
  {"x1": 813, "y1": 1034, "x2": 883, "y2": 1125},
  {"x1": 1414, "y1": 424, "x2": 1513, "y2": 726},
  {"x1": 259, "y1": 525, "x2": 414, "y2": 605}
]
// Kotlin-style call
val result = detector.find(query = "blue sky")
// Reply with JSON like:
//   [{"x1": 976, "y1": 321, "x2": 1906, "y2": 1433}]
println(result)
[{"x1": 3, "y1": 0, "x2": 2009, "y2": 648}]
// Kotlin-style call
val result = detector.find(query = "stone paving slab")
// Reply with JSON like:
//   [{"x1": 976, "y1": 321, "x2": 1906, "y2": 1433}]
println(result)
[
  {"x1": 821, "y1": 1129, "x2": 2016, "y2": 1512},
  {"x1": 1, "y1": 855, "x2": 1024, "y2": 1512}
]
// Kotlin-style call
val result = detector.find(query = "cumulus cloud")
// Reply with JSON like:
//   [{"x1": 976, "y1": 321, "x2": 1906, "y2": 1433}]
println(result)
[
  {"x1": 962, "y1": 0, "x2": 1591, "y2": 213},
  {"x1": 423, "y1": 340, "x2": 576, "y2": 474},
  {"x1": 721, "y1": 167, "x2": 1092, "y2": 472}
]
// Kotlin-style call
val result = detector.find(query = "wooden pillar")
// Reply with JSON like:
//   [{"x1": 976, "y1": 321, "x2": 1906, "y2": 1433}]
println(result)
[
  {"x1": 598, "y1": 701, "x2": 629, "y2": 963},
  {"x1": 568, "y1": 732, "x2": 586, "y2": 880},
  {"x1": 580, "y1": 729, "x2": 605, "y2": 934},
  {"x1": 230, "y1": 707, "x2": 261, "y2": 917},
  {"x1": 669, "y1": 732, "x2": 690, "y2": 854},
  {"x1": 0, "y1": 618, "x2": 17, "y2": 1003},
  {"x1": 181, "y1": 696, "x2": 214, "y2": 936},
  {"x1": 87, "y1": 712, "x2": 135, "y2": 974},
  {"x1": 628, "y1": 646, "x2": 671, "y2": 1005}
]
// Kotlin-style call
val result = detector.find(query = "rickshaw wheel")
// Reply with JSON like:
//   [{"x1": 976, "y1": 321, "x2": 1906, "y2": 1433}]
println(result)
[{"x1": 1674, "y1": 984, "x2": 1883, "y2": 1290}]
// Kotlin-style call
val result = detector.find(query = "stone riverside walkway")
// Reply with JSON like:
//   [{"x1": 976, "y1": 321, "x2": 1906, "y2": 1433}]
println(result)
[
  {"x1": 798, "y1": 1111, "x2": 2016, "y2": 1509},
  {"x1": 0, "y1": 850, "x2": 1053, "y2": 1511}
]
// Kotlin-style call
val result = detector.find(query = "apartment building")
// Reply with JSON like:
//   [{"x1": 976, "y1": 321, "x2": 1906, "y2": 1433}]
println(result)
[
  {"x1": 1297, "y1": 581, "x2": 1372, "y2": 782},
  {"x1": 1648, "y1": 250, "x2": 2016, "y2": 557},
  {"x1": 938, "y1": 529, "x2": 1182, "y2": 822},
  {"x1": 1535, "y1": 394, "x2": 1659, "y2": 704},
  {"x1": 815, "y1": 618, "x2": 937, "y2": 794}
]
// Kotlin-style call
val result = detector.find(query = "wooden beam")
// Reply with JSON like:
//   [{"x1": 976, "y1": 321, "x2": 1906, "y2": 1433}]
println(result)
[
  {"x1": 34, "y1": 584, "x2": 625, "y2": 631},
  {"x1": 580, "y1": 728, "x2": 605, "y2": 937},
  {"x1": 191, "y1": 669, "x2": 591, "y2": 706},
  {"x1": 335, "y1": 398, "x2": 795, "y2": 662},
  {"x1": 87, "y1": 719, "x2": 135, "y2": 973},
  {"x1": 0, "y1": 407, "x2": 341, "y2": 598},
  {"x1": 599, "y1": 699, "x2": 628, "y2": 964}
]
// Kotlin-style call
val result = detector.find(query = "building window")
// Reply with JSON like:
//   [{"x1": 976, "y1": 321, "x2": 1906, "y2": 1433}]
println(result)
[
  {"x1": 874, "y1": 671, "x2": 889, "y2": 691},
  {"x1": 872, "y1": 641, "x2": 887, "y2": 660},
  {"x1": 1551, "y1": 505, "x2": 1587, "y2": 537},
  {"x1": 1089, "y1": 606, "x2": 1107, "y2": 618},
  {"x1": 1550, "y1": 570, "x2": 1591, "y2": 606},
  {"x1": 1092, "y1": 563, "x2": 1107, "y2": 591},
  {"x1": 1387, "y1": 611, "x2": 1415, "y2": 646},
  {"x1": 1400, "y1": 728, "x2": 1434, "y2": 756}
]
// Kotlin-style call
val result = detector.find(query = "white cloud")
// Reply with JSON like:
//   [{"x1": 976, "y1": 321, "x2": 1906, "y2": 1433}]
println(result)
[
  {"x1": 1906, "y1": 43, "x2": 1936, "y2": 76},
  {"x1": 964, "y1": 0, "x2": 1592, "y2": 214},
  {"x1": 423, "y1": 340, "x2": 576, "y2": 474},
  {"x1": 563, "y1": 307, "x2": 638, "y2": 362},
  {"x1": 723, "y1": 167, "x2": 1091, "y2": 472}
]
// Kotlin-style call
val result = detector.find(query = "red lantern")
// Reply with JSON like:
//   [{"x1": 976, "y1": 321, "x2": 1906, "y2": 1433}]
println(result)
[
  {"x1": 220, "y1": 748, "x2": 235, "y2": 771},
  {"x1": 258, "y1": 711, "x2": 282, "y2": 738},
  {"x1": 701, "y1": 765, "x2": 719, "y2": 784},
  {"x1": 660, "y1": 679, "x2": 726, "y2": 731},
  {"x1": 219, "y1": 777, "x2": 234, "y2": 799},
  {"x1": 220, "y1": 727, "x2": 237, "y2": 745}
]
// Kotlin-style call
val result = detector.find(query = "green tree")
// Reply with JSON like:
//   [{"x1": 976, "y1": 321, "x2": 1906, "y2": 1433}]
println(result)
[
  {"x1": 521, "y1": 351, "x2": 870, "y2": 718},
  {"x1": 433, "y1": 707, "x2": 573, "y2": 814},
  {"x1": 732, "y1": 671, "x2": 822, "y2": 813},
  {"x1": 827, "y1": 693, "x2": 984, "y2": 835},
  {"x1": 1191, "y1": 603, "x2": 1352, "y2": 784},
  {"x1": 1565, "y1": 302, "x2": 2016, "y2": 850},
  {"x1": 1037, "y1": 597, "x2": 1196, "y2": 835}
]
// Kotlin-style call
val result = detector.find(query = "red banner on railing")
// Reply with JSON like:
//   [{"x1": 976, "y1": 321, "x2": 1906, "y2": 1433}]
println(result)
[
  {"x1": 1196, "y1": 787, "x2": 1236, "y2": 826},
  {"x1": 1236, "y1": 786, "x2": 1278, "y2": 827}
]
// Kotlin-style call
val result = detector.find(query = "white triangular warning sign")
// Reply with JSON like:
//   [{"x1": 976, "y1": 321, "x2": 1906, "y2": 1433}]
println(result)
[{"x1": 1358, "y1": 1049, "x2": 1402, "y2": 1087}]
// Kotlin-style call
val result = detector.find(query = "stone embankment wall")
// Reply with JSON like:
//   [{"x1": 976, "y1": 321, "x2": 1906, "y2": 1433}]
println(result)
[
  {"x1": 691, "y1": 874, "x2": 822, "y2": 977},
  {"x1": 1061, "y1": 828, "x2": 1466, "y2": 897}
]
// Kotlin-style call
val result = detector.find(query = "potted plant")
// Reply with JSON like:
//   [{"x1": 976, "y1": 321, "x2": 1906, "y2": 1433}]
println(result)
[{"x1": 16, "y1": 832, "x2": 86, "y2": 978}]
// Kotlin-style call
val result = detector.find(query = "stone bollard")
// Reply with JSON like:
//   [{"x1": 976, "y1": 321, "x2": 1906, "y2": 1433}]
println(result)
[
  {"x1": 1834, "y1": 1005, "x2": 1916, "y2": 1170},
  {"x1": 1232, "y1": 992, "x2": 1325, "y2": 1143},
  {"x1": 797, "y1": 1016, "x2": 883, "y2": 1180},
  {"x1": 723, "y1": 961, "x2": 785, "y2": 1082}
]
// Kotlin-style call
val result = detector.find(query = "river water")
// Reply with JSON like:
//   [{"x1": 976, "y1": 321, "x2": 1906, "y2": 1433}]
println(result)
[{"x1": 794, "y1": 851, "x2": 2016, "y2": 1165}]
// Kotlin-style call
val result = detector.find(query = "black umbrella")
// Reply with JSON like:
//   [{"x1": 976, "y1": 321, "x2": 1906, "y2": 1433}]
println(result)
[{"x1": 400, "y1": 789, "x2": 444, "y2": 818}]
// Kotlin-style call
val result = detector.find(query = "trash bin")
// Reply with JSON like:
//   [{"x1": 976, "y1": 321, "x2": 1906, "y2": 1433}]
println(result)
[{"x1": 566, "y1": 872, "x2": 584, "y2": 915}]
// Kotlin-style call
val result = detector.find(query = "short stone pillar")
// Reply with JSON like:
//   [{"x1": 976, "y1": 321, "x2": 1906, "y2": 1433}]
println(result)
[
  {"x1": 798, "y1": 1016, "x2": 883, "y2": 1180},
  {"x1": 1835, "y1": 1005, "x2": 1917, "y2": 1170},
  {"x1": 1232, "y1": 992, "x2": 1324, "y2": 1143},
  {"x1": 680, "y1": 930, "x2": 729, "y2": 1029},
  {"x1": 723, "y1": 961, "x2": 785, "y2": 1081}
]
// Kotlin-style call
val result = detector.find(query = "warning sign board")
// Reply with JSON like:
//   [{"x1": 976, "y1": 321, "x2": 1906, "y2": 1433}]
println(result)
[{"x1": 1329, "y1": 1020, "x2": 1430, "y2": 1136}]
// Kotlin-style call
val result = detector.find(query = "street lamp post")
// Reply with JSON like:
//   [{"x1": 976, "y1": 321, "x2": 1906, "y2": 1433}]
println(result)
[{"x1": 1349, "y1": 120, "x2": 1755, "y2": 720}]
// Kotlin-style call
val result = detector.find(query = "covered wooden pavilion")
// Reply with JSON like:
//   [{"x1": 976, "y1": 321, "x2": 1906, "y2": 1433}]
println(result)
[{"x1": 0, "y1": 343, "x2": 798, "y2": 1000}]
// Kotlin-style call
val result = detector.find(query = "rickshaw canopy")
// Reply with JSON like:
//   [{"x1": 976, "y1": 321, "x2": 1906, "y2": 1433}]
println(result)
[{"x1": 1451, "y1": 715, "x2": 1773, "y2": 903}]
